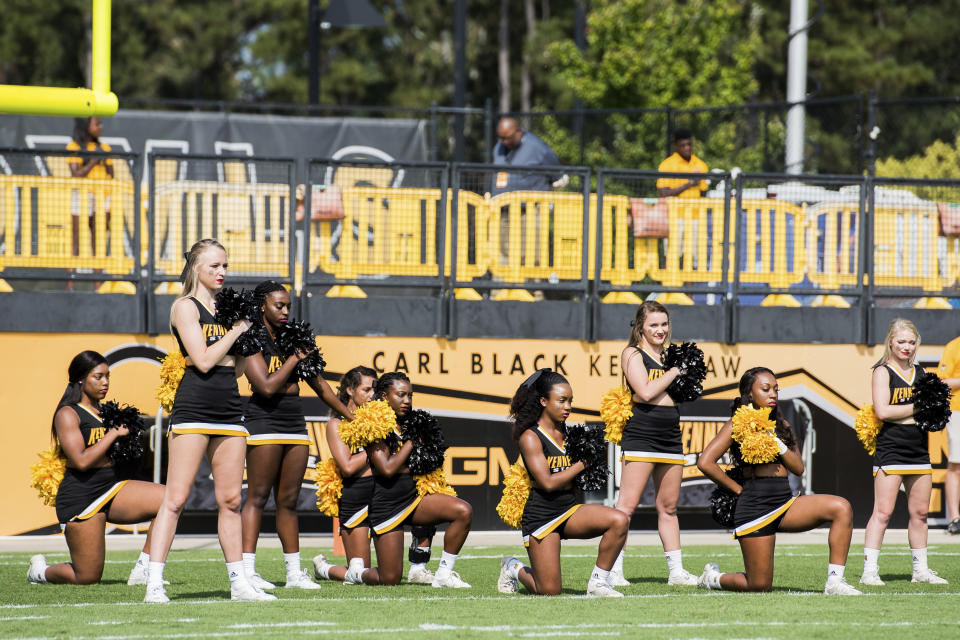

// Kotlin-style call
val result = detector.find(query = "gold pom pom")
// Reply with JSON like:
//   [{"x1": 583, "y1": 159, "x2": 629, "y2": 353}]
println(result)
[
  {"x1": 337, "y1": 400, "x2": 397, "y2": 449},
  {"x1": 30, "y1": 447, "x2": 66, "y2": 507},
  {"x1": 415, "y1": 468, "x2": 457, "y2": 497},
  {"x1": 731, "y1": 404, "x2": 780, "y2": 464},
  {"x1": 314, "y1": 458, "x2": 343, "y2": 517},
  {"x1": 601, "y1": 386, "x2": 634, "y2": 445},
  {"x1": 496, "y1": 462, "x2": 532, "y2": 529},
  {"x1": 156, "y1": 351, "x2": 186, "y2": 412},
  {"x1": 855, "y1": 404, "x2": 881, "y2": 456}
]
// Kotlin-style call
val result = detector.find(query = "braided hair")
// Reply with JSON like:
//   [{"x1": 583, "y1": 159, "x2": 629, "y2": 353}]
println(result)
[
  {"x1": 509, "y1": 368, "x2": 570, "y2": 441},
  {"x1": 375, "y1": 371, "x2": 411, "y2": 400},
  {"x1": 729, "y1": 367, "x2": 796, "y2": 464}
]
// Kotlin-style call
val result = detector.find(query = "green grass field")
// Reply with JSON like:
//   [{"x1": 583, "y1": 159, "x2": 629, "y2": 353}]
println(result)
[{"x1": 2, "y1": 543, "x2": 959, "y2": 639}]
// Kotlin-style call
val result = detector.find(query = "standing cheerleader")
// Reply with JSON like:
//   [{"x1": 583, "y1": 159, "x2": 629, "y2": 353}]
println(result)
[
  {"x1": 313, "y1": 366, "x2": 377, "y2": 582},
  {"x1": 860, "y1": 319, "x2": 948, "y2": 585},
  {"x1": 609, "y1": 301, "x2": 695, "y2": 586},
  {"x1": 240, "y1": 281, "x2": 353, "y2": 590},
  {"x1": 351, "y1": 372, "x2": 473, "y2": 587},
  {"x1": 28, "y1": 351, "x2": 165, "y2": 586},
  {"x1": 697, "y1": 367, "x2": 861, "y2": 594},
  {"x1": 497, "y1": 369, "x2": 628, "y2": 597},
  {"x1": 145, "y1": 239, "x2": 274, "y2": 603}
]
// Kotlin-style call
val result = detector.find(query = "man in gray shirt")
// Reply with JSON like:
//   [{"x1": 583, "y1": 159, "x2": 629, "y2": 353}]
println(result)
[{"x1": 491, "y1": 117, "x2": 566, "y2": 196}]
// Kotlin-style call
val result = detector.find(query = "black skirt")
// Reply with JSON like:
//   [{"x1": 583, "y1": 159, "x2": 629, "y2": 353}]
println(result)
[
  {"x1": 520, "y1": 487, "x2": 582, "y2": 546},
  {"x1": 55, "y1": 466, "x2": 130, "y2": 524},
  {"x1": 339, "y1": 475, "x2": 375, "y2": 530},
  {"x1": 874, "y1": 422, "x2": 931, "y2": 475},
  {"x1": 245, "y1": 393, "x2": 308, "y2": 445},
  {"x1": 170, "y1": 366, "x2": 247, "y2": 436},
  {"x1": 370, "y1": 473, "x2": 421, "y2": 536},
  {"x1": 733, "y1": 477, "x2": 796, "y2": 538},
  {"x1": 621, "y1": 403, "x2": 684, "y2": 464}
]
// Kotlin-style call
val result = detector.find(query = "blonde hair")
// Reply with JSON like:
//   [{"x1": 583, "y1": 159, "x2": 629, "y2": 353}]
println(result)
[
  {"x1": 169, "y1": 239, "x2": 226, "y2": 326},
  {"x1": 874, "y1": 317, "x2": 920, "y2": 368},
  {"x1": 627, "y1": 301, "x2": 672, "y2": 348}
]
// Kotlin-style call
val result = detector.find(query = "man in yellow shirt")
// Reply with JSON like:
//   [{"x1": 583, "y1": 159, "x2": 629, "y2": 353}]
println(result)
[
  {"x1": 656, "y1": 129, "x2": 708, "y2": 198},
  {"x1": 938, "y1": 336, "x2": 960, "y2": 534}
]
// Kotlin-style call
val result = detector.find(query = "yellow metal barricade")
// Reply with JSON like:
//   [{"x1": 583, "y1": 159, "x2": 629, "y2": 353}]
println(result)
[
  {"x1": 805, "y1": 202, "x2": 860, "y2": 290},
  {"x1": 449, "y1": 189, "x2": 489, "y2": 281},
  {"x1": 872, "y1": 202, "x2": 943, "y2": 291},
  {"x1": 0, "y1": 176, "x2": 132, "y2": 272},
  {"x1": 646, "y1": 198, "x2": 732, "y2": 287},
  {"x1": 595, "y1": 193, "x2": 652, "y2": 286},
  {"x1": 735, "y1": 198, "x2": 806, "y2": 290}
]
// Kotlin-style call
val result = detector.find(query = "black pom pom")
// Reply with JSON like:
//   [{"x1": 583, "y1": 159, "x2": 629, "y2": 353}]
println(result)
[
  {"x1": 233, "y1": 323, "x2": 269, "y2": 357},
  {"x1": 214, "y1": 287, "x2": 258, "y2": 328},
  {"x1": 399, "y1": 409, "x2": 447, "y2": 475},
  {"x1": 565, "y1": 422, "x2": 609, "y2": 491},
  {"x1": 663, "y1": 342, "x2": 707, "y2": 403},
  {"x1": 913, "y1": 372, "x2": 952, "y2": 432},
  {"x1": 709, "y1": 466, "x2": 743, "y2": 528},
  {"x1": 275, "y1": 320, "x2": 326, "y2": 381},
  {"x1": 99, "y1": 401, "x2": 146, "y2": 476}
]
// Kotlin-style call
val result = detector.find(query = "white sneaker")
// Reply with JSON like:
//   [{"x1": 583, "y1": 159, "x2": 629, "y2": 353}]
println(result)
[
  {"x1": 27, "y1": 555, "x2": 47, "y2": 584},
  {"x1": 343, "y1": 564, "x2": 365, "y2": 585},
  {"x1": 697, "y1": 562, "x2": 721, "y2": 590},
  {"x1": 911, "y1": 568, "x2": 949, "y2": 584},
  {"x1": 497, "y1": 556, "x2": 519, "y2": 594},
  {"x1": 285, "y1": 569, "x2": 322, "y2": 590},
  {"x1": 127, "y1": 563, "x2": 170, "y2": 586},
  {"x1": 586, "y1": 577, "x2": 624, "y2": 598},
  {"x1": 824, "y1": 578, "x2": 862, "y2": 595},
  {"x1": 247, "y1": 572, "x2": 276, "y2": 590},
  {"x1": 667, "y1": 569, "x2": 699, "y2": 586},
  {"x1": 407, "y1": 566, "x2": 435, "y2": 584},
  {"x1": 859, "y1": 571, "x2": 885, "y2": 586},
  {"x1": 432, "y1": 569, "x2": 471, "y2": 589},
  {"x1": 312, "y1": 554, "x2": 332, "y2": 581},
  {"x1": 231, "y1": 579, "x2": 278, "y2": 601},
  {"x1": 607, "y1": 569, "x2": 630, "y2": 587},
  {"x1": 144, "y1": 583, "x2": 170, "y2": 604}
]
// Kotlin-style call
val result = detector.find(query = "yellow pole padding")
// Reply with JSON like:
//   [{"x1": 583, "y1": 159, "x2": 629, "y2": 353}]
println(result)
[
  {"x1": 92, "y1": 0, "x2": 111, "y2": 95},
  {"x1": 0, "y1": 85, "x2": 118, "y2": 117}
]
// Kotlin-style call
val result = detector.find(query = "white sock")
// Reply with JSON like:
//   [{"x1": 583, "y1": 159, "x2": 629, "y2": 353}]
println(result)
[
  {"x1": 437, "y1": 551, "x2": 458, "y2": 573},
  {"x1": 409, "y1": 562, "x2": 426, "y2": 573},
  {"x1": 348, "y1": 557, "x2": 365, "y2": 570},
  {"x1": 135, "y1": 551, "x2": 150, "y2": 568},
  {"x1": 242, "y1": 552, "x2": 257, "y2": 576},
  {"x1": 612, "y1": 549, "x2": 625, "y2": 574},
  {"x1": 863, "y1": 547, "x2": 880, "y2": 573},
  {"x1": 911, "y1": 548, "x2": 928, "y2": 573},
  {"x1": 507, "y1": 558, "x2": 525, "y2": 580},
  {"x1": 147, "y1": 561, "x2": 165, "y2": 587},
  {"x1": 707, "y1": 571, "x2": 722, "y2": 590},
  {"x1": 226, "y1": 560, "x2": 245, "y2": 585},
  {"x1": 826, "y1": 563, "x2": 845, "y2": 582},
  {"x1": 590, "y1": 565, "x2": 610, "y2": 583},
  {"x1": 283, "y1": 552, "x2": 301, "y2": 577},
  {"x1": 665, "y1": 549, "x2": 684, "y2": 575}
]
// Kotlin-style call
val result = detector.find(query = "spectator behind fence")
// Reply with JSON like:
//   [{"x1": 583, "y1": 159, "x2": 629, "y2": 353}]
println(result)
[
  {"x1": 491, "y1": 117, "x2": 567, "y2": 196},
  {"x1": 656, "y1": 129, "x2": 707, "y2": 198},
  {"x1": 67, "y1": 117, "x2": 113, "y2": 258}
]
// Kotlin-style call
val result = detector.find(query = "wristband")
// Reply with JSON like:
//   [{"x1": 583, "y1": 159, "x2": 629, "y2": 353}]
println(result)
[{"x1": 774, "y1": 436, "x2": 788, "y2": 456}]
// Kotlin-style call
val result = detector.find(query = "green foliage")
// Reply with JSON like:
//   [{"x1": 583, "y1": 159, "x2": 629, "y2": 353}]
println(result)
[
  {"x1": 0, "y1": 1, "x2": 86, "y2": 87},
  {"x1": 877, "y1": 136, "x2": 960, "y2": 180}
]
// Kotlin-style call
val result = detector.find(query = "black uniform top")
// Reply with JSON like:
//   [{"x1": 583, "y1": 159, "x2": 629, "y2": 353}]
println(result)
[
  {"x1": 525, "y1": 426, "x2": 572, "y2": 485},
  {"x1": 172, "y1": 297, "x2": 228, "y2": 356},
  {"x1": 887, "y1": 363, "x2": 923, "y2": 406},
  {"x1": 249, "y1": 333, "x2": 298, "y2": 397},
  {"x1": 637, "y1": 347, "x2": 666, "y2": 381},
  {"x1": 63, "y1": 403, "x2": 106, "y2": 464}
]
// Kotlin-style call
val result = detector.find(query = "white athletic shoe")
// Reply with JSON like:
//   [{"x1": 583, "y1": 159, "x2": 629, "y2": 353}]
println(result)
[
  {"x1": 911, "y1": 568, "x2": 949, "y2": 584},
  {"x1": 247, "y1": 572, "x2": 276, "y2": 590},
  {"x1": 586, "y1": 577, "x2": 624, "y2": 598},
  {"x1": 607, "y1": 569, "x2": 630, "y2": 587},
  {"x1": 697, "y1": 562, "x2": 721, "y2": 590},
  {"x1": 127, "y1": 563, "x2": 170, "y2": 586},
  {"x1": 27, "y1": 555, "x2": 47, "y2": 584},
  {"x1": 824, "y1": 578, "x2": 862, "y2": 595},
  {"x1": 312, "y1": 554, "x2": 332, "y2": 581},
  {"x1": 285, "y1": 569, "x2": 322, "y2": 590},
  {"x1": 497, "y1": 556, "x2": 519, "y2": 594},
  {"x1": 231, "y1": 579, "x2": 278, "y2": 601},
  {"x1": 432, "y1": 569, "x2": 471, "y2": 589},
  {"x1": 343, "y1": 564, "x2": 365, "y2": 585},
  {"x1": 407, "y1": 566, "x2": 435, "y2": 584},
  {"x1": 859, "y1": 571, "x2": 885, "y2": 586},
  {"x1": 667, "y1": 569, "x2": 699, "y2": 586},
  {"x1": 143, "y1": 583, "x2": 170, "y2": 604}
]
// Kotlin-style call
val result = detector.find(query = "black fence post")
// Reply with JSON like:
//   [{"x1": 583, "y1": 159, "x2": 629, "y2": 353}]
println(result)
[
  {"x1": 300, "y1": 161, "x2": 313, "y2": 326},
  {"x1": 861, "y1": 172, "x2": 876, "y2": 346},
  {"x1": 865, "y1": 89, "x2": 878, "y2": 178},
  {"x1": 145, "y1": 152, "x2": 157, "y2": 336},
  {"x1": 429, "y1": 102, "x2": 439, "y2": 162},
  {"x1": 591, "y1": 170, "x2": 606, "y2": 343},
  {"x1": 722, "y1": 172, "x2": 735, "y2": 345},
  {"x1": 728, "y1": 171, "x2": 744, "y2": 345},
  {"x1": 447, "y1": 164, "x2": 461, "y2": 340},
  {"x1": 484, "y1": 98, "x2": 494, "y2": 163},
  {"x1": 287, "y1": 160, "x2": 298, "y2": 319}
]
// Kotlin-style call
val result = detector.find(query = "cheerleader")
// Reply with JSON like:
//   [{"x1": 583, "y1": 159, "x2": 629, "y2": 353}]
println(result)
[
  {"x1": 696, "y1": 367, "x2": 861, "y2": 594},
  {"x1": 497, "y1": 369, "x2": 628, "y2": 597},
  {"x1": 28, "y1": 351, "x2": 165, "y2": 586},
  {"x1": 313, "y1": 366, "x2": 377, "y2": 582},
  {"x1": 145, "y1": 239, "x2": 274, "y2": 603},
  {"x1": 350, "y1": 372, "x2": 473, "y2": 587},
  {"x1": 609, "y1": 301, "x2": 695, "y2": 586},
  {"x1": 239, "y1": 281, "x2": 353, "y2": 590},
  {"x1": 860, "y1": 319, "x2": 948, "y2": 585}
]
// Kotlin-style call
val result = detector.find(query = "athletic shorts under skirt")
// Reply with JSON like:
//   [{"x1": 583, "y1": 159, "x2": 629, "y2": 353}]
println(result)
[
  {"x1": 733, "y1": 476, "x2": 797, "y2": 539},
  {"x1": 245, "y1": 393, "x2": 309, "y2": 446},
  {"x1": 521, "y1": 487, "x2": 582, "y2": 547},
  {"x1": 55, "y1": 466, "x2": 129, "y2": 524},
  {"x1": 370, "y1": 473, "x2": 421, "y2": 536},
  {"x1": 621, "y1": 403, "x2": 684, "y2": 465},
  {"x1": 873, "y1": 421, "x2": 931, "y2": 476},
  {"x1": 170, "y1": 365, "x2": 247, "y2": 437},
  {"x1": 339, "y1": 475, "x2": 375, "y2": 530}
]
